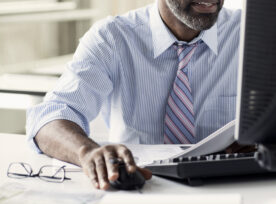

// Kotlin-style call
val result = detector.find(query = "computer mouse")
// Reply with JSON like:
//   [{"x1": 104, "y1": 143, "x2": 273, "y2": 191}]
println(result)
[{"x1": 109, "y1": 161, "x2": 145, "y2": 190}]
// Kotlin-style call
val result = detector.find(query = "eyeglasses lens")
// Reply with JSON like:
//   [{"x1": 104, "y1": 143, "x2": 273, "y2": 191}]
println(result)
[
  {"x1": 39, "y1": 166, "x2": 65, "y2": 182},
  {"x1": 8, "y1": 163, "x2": 32, "y2": 179}
]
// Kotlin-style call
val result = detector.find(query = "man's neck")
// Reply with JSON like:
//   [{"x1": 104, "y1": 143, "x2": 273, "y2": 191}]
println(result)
[{"x1": 158, "y1": 1, "x2": 200, "y2": 42}]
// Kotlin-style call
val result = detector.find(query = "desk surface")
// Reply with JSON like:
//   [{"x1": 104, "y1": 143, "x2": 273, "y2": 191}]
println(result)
[
  {"x1": 0, "y1": 133, "x2": 275, "y2": 204},
  {"x1": 0, "y1": 74, "x2": 59, "y2": 95}
]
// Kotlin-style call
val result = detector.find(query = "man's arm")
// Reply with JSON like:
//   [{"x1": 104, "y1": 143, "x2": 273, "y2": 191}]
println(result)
[{"x1": 35, "y1": 119, "x2": 152, "y2": 190}]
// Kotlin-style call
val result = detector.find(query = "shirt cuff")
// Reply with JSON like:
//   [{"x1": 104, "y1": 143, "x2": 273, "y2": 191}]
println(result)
[{"x1": 26, "y1": 106, "x2": 90, "y2": 154}]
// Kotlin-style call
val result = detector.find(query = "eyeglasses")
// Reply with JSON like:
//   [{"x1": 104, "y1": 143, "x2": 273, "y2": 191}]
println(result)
[{"x1": 7, "y1": 162, "x2": 71, "y2": 183}]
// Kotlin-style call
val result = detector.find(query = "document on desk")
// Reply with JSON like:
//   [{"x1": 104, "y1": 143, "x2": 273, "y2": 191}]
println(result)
[
  {"x1": 125, "y1": 144, "x2": 191, "y2": 166},
  {"x1": 0, "y1": 182, "x2": 104, "y2": 204},
  {"x1": 126, "y1": 120, "x2": 235, "y2": 165},
  {"x1": 170, "y1": 120, "x2": 236, "y2": 159},
  {"x1": 99, "y1": 194, "x2": 241, "y2": 204}
]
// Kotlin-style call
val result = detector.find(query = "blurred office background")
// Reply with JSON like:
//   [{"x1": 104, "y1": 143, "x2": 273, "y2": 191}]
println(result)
[{"x1": 0, "y1": 0, "x2": 242, "y2": 140}]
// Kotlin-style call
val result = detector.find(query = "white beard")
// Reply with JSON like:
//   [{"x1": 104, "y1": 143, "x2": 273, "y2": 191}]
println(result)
[{"x1": 165, "y1": 0, "x2": 220, "y2": 31}]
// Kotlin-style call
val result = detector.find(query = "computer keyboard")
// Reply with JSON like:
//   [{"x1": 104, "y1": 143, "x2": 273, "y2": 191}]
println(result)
[{"x1": 145, "y1": 152, "x2": 272, "y2": 185}]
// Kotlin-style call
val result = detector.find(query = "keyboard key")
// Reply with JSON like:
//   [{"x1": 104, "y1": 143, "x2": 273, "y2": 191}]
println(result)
[
  {"x1": 180, "y1": 157, "x2": 189, "y2": 162},
  {"x1": 227, "y1": 154, "x2": 235, "y2": 159},
  {"x1": 198, "y1": 156, "x2": 207, "y2": 161},
  {"x1": 189, "y1": 156, "x2": 197, "y2": 161},
  {"x1": 172, "y1": 158, "x2": 180, "y2": 163}
]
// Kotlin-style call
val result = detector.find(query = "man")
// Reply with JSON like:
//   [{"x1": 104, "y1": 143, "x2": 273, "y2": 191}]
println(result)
[{"x1": 27, "y1": 0, "x2": 240, "y2": 190}]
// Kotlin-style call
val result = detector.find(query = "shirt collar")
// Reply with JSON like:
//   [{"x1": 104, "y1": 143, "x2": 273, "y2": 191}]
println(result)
[
  {"x1": 149, "y1": 2, "x2": 218, "y2": 58},
  {"x1": 201, "y1": 23, "x2": 218, "y2": 55}
]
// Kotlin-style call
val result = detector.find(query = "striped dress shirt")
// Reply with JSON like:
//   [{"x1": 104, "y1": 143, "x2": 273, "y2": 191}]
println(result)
[{"x1": 26, "y1": 2, "x2": 241, "y2": 152}]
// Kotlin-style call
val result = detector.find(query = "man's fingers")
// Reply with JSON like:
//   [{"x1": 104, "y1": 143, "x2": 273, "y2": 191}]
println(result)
[
  {"x1": 84, "y1": 162, "x2": 100, "y2": 189},
  {"x1": 94, "y1": 157, "x2": 110, "y2": 190},
  {"x1": 103, "y1": 152, "x2": 119, "y2": 181},
  {"x1": 79, "y1": 144, "x2": 144, "y2": 191},
  {"x1": 138, "y1": 167, "x2": 152, "y2": 180},
  {"x1": 117, "y1": 145, "x2": 136, "y2": 173}
]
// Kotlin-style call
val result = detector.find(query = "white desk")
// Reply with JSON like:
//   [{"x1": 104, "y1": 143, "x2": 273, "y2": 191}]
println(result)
[
  {"x1": 0, "y1": 74, "x2": 59, "y2": 95},
  {"x1": 0, "y1": 134, "x2": 276, "y2": 204}
]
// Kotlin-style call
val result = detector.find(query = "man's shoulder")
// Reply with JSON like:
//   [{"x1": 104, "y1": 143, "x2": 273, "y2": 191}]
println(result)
[
  {"x1": 217, "y1": 7, "x2": 241, "y2": 29},
  {"x1": 91, "y1": 4, "x2": 153, "y2": 35},
  {"x1": 114, "y1": 4, "x2": 153, "y2": 29}
]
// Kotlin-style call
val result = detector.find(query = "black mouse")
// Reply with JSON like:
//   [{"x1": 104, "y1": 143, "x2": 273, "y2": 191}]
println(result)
[{"x1": 109, "y1": 161, "x2": 145, "y2": 190}]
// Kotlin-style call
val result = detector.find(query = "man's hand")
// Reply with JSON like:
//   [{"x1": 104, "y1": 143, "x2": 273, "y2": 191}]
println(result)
[
  {"x1": 78, "y1": 144, "x2": 152, "y2": 190},
  {"x1": 34, "y1": 120, "x2": 151, "y2": 190}
]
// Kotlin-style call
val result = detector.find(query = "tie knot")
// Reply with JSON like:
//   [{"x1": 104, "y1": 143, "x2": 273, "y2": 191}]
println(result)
[
  {"x1": 175, "y1": 43, "x2": 198, "y2": 60},
  {"x1": 173, "y1": 40, "x2": 202, "y2": 51},
  {"x1": 173, "y1": 42, "x2": 197, "y2": 50}
]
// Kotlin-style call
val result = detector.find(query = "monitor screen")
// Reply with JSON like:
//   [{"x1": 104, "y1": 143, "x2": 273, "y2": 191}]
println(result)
[{"x1": 235, "y1": 0, "x2": 276, "y2": 145}]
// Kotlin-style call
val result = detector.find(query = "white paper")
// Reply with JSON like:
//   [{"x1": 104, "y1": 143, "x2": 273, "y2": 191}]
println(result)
[
  {"x1": 125, "y1": 144, "x2": 191, "y2": 166},
  {"x1": 0, "y1": 182, "x2": 104, "y2": 204},
  {"x1": 171, "y1": 120, "x2": 236, "y2": 159},
  {"x1": 11, "y1": 189, "x2": 103, "y2": 204},
  {"x1": 0, "y1": 182, "x2": 26, "y2": 202},
  {"x1": 99, "y1": 194, "x2": 241, "y2": 204}
]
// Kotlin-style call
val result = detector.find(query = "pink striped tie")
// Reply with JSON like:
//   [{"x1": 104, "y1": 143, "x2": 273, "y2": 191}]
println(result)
[{"x1": 164, "y1": 43, "x2": 198, "y2": 144}]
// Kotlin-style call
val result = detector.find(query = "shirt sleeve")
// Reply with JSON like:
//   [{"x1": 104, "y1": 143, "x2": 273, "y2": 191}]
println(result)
[{"x1": 26, "y1": 17, "x2": 117, "y2": 153}]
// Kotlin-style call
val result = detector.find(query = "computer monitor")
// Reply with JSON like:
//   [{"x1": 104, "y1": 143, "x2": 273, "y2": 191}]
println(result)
[{"x1": 235, "y1": 0, "x2": 276, "y2": 170}]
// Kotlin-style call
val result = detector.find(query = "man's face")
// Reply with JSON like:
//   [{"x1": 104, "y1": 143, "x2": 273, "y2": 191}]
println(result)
[{"x1": 165, "y1": 0, "x2": 224, "y2": 31}]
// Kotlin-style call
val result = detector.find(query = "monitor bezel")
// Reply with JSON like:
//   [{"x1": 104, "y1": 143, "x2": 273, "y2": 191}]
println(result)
[{"x1": 235, "y1": 0, "x2": 248, "y2": 142}]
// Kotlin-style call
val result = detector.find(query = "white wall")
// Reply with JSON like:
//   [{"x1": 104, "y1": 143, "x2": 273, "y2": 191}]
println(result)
[
  {"x1": 224, "y1": 0, "x2": 243, "y2": 9},
  {"x1": 0, "y1": 23, "x2": 59, "y2": 66}
]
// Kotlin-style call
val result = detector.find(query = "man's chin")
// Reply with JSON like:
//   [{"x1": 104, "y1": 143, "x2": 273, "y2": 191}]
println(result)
[
  {"x1": 180, "y1": 12, "x2": 219, "y2": 31},
  {"x1": 166, "y1": 0, "x2": 222, "y2": 31}
]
